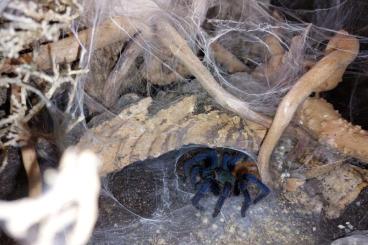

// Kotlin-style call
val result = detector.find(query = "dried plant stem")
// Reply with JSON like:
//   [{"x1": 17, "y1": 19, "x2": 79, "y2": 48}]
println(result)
[
  {"x1": 11, "y1": 85, "x2": 42, "y2": 197},
  {"x1": 252, "y1": 34, "x2": 285, "y2": 79},
  {"x1": 21, "y1": 144, "x2": 42, "y2": 197},
  {"x1": 210, "y1": 41, "x2": 249, "y2": 73},
  {"x1": 157, "y1": 21, "x2": 272, "y2": 128},
  {"x1": 143, "y1": 54, "x2": 190, "y2": 86},
  {"x1": 1, "y1": 78, "x2": 51, "y2": 107},
  {"x1": 258, "y1": 31, "x2": 359, "y2": 185},
  {"x1": 103, "y1": 39, "x2": 143, "y2": 107},
  {"x1": 2, "y1": 16, "x2": 138, "y2": 72}
]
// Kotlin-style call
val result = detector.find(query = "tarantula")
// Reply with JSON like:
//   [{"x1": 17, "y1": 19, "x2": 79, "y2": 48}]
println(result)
[{"x1": 177, "y1": 146, "x2": 270, "y2": 217}]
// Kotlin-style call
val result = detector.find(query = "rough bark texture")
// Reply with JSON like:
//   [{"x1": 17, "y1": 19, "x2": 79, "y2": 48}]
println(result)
[{"x1": 298, "y1": 98, "x2": 368, "y2": 163}]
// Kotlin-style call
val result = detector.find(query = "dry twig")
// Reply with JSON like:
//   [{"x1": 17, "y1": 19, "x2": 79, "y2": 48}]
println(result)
[
  {"x1": 210, "y1": 41, "x2": 249, "y2": 73},
  {"x1": 1, "y1": 16, "x2": 139, "y2": 72},
  {"x1": 21, "y1": 144, "x2": 42, "y2": 197},
  {"x1": 258, "y1": 31, "x2": 360, "y2": 185},
  {"x1": 143, "y1": 54, "x2": 190, "y2": 86},
  {"x1": 103, "y1": 40, "x2": 143, "y2": 107},
  {"x1": 10, "y1": 85, "x2": 42, "y2": 197},
  {"x1": 0, "y1": 0, "x2": 87, "y2": 151}
]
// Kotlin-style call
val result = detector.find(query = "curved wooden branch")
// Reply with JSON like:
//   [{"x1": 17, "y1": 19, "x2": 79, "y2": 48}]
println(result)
[
  {"x1": 157, "y1": 21, "x2": 272, "y2": 128},
  {"x1": 252, "y1": 34, "x2": 285, "y2": 80},
  {"x1": 258, "y1": 31, "x2": 359, "y2": 185},
  {"x1": 103, "y1": 40, "x2": 142, "y2": 107},
  {"x1": 143, "y1": 55, "x2": 190, "y2": 86},
  {"x1": 210, "y1": 41, "x2": 249, "y2": 73}
]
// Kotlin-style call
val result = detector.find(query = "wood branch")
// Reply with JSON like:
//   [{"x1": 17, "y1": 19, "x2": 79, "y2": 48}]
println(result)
[
  {"x1": 143, "y1": 55, "x2": 190, "y2": 86},
  {"x1": 210, "y1": 41, "x2": 249, "y2": 73},
  {"x1": 21, "y1": 144, "x2": 42, "y2": 197},
  {"x1": 103, "y1": 40, "x2": 143, "y2": 107},
  {"x1": 298, "y1": 98, "x2": 368, "y2": 163},
  {"x1": 157, "y1": 21, "x2": 272, "y2": 128},
  {"x1": 1, "y1": 16, "x2": 139, "y2": 72},
  {"x1": 11, "y1": 85, "x2": 42, "y2": 197},
  {"x1": 252, "y1": 34, "x2": 285, "y2": 80},
  {"x1": 258, "y1": 31, "x2": 360, "y2": 185},
  {"x1": 252, "y1": 34, "x2": 309, "y2": 84}
]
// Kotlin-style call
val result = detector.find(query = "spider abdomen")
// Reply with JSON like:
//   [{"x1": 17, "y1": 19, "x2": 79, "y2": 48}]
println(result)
[{"x1": 232, "y1": 161, "x2": 260, "y2": 179}]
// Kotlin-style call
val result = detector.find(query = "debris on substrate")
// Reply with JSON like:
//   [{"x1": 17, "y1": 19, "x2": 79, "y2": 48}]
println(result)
[
  {"x1": 319, "y1": 188, "x2": 368, "y2": 243},
  {"x1": 273, "y1": 139, "x2": 368, "y2": 219}
]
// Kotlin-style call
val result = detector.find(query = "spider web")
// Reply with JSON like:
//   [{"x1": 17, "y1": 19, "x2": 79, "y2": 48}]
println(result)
[{"x1": 68, "y1": 0, "x2": 368, "y2": 142}]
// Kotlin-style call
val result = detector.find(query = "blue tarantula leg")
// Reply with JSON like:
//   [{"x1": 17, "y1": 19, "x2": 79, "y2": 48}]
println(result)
[
  {"x1": 242, "y1": 173, "x2": 270, "y2": 204},
  {"x1": 184, "y1": 149, "x2": 218, "y2": 178},
  {"x1": 222, "y1": 153, "x2": 244, "y2": 170},
  {"x1": 190, "y1": 166, "x2": 201, "y2": 187},
  {"x1": 191, "y1": 179, "x2": 213, "y2": 211},
  {"x1": 212, "y1": 182, "x2": 232, "y2": 217},
  {"x1": 238, "y1": 180, "x2": 252, "y2": 217}
]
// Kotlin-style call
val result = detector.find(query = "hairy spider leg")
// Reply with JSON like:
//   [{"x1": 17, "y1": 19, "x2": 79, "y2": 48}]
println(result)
[
  {"x1": 190, "y1": 166, "x2": 201, "y2": 188},
  {"x1": 183, "y1": 149, "x2": 219, "y2": 180},
  {"x1": 238, "y1": 180, "x2": 252, "y2": 217},
  {"x1": 192, "y1": 169, "x2": 220, "y2": 195},
  {"x1": 191, "y1": 179, "x2": 214, "y2": 211},
  {"x1": 222, "y1": 152, "x2": 244, "y2": 171},
  {"x1": 212, "y1": 182, "x2": 232, "y2": 217},
  {"x1": 242, "y1": 173, "x2": 270, "y2": 204}
]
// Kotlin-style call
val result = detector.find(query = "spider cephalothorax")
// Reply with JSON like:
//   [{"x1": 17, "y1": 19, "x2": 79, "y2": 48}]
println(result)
[{"x1": 176, "y1": 146, "x2": 270, "y2": 217}]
